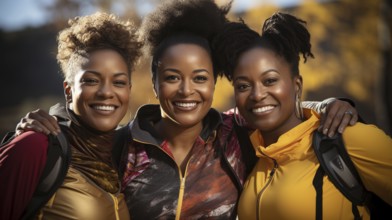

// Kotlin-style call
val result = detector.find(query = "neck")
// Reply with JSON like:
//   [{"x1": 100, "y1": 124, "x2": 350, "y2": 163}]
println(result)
[
  {"x1": 155, "y1": 117, "x2": 203, "y2": 148},
  {"x1": 262, "y1": 115, "x2": 303, "y2": 147},
  {"x1": 154, "y1": 117, "x2": 203, "y2": 174}
]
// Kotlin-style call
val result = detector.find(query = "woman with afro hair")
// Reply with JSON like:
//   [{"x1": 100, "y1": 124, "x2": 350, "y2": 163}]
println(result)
[
  {"x1": 120, "y1": 1, "x2": 358, "y2": 219},
  {"x1": 12, "y1": 1, "x2": 359, "y2": 219},
  {"x1": 213, "y1": 12, "x2": 392, "y2": 220},
  {"x1": 0, "y1": 11, "x2": 142, "y2": 220}
]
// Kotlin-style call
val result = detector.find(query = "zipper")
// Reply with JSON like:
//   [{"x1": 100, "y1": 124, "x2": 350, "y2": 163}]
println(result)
[
  {"x1": 175, "y1": 156, "x2": 192, "y2": 220},
  {"x1": 109, "y1": 193, "x2": 120, "y2": 220},
  {"x1": 256, "y1": 157, "x2": 278, "y2": 220},
  {"x1": 133, "y1": 138, "x2": 191, "y2": 220}
]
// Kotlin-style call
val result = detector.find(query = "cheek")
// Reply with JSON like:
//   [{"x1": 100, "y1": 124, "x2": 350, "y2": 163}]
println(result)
[
  {"x1": 198, "y1": 83, "x2": 215, "y2": 102},
  {"x1": 70, "y1": 88, "x2": 85, "y2": 113},
  {"x1": 157, "y1": 83, "x2": 177, "y2": 99},
  {"x1": 119, "y1": 88, "x2": 130, "y2": 103}
]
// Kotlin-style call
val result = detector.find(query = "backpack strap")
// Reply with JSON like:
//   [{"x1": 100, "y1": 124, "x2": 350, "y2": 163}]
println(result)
[
  {"x1": 312, "y1": 130, "x2": 367, "y2": 220},
  {"x1": 112, "y1": 123, "x2": 131, "y2": 181},
  {"x1": 22, "y1": 122, "x2": 71, "y2": 220},
  {"x1": 312, "y1": 166, "x2": 325, "y2": 220}
]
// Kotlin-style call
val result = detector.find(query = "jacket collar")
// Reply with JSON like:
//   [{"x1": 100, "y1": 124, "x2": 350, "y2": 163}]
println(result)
[{"x1": 130, "y1": 104, "x2": 222, "y2": 145}]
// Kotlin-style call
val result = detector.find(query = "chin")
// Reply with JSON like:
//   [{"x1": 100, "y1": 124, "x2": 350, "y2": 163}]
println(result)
[{"x1": 91, "y1": 120, "x2": 119, "y2": 132}]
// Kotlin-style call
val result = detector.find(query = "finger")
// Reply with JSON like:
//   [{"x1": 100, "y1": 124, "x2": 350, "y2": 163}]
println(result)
[
  {"x1": 320, "y1": 105, "x2": 339, "y2": 136},
  {"x1": 36, "y1": 111, "x2": 60, "y2": 132},
  {"x1": 26, "y1": 111, "x2": 59, "y2": 135},
  {"x1": 15, "y1": 122, "x2": 41, "y2": 136},
  {"x1": 337, "y1": 113, "x2": 353, "y2": 133},
  {"x1": 348, "y1": 109, "x2": 359, "y2": 125},
  {"x1": 327, "y1": 108, "x2": 346, "y2": 137},
  {"x1": 317, "y1": 111, "x2": 327, "y2": 132},
  {"x1": 18, "y1": 120, "x2": 51, "y2": 135}
]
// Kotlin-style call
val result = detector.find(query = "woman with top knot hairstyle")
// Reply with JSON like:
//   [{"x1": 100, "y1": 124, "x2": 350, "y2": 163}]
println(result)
[{"x1": 213, "y1": 12, "x2": 392, "y2": 220}]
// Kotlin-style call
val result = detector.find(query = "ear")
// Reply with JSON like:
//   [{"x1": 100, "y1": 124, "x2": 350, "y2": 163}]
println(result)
[
  {"x1": 152, "y1": 78, "x2": 158, "y2": 99},
  {"x1": 294, "y1": 75, "x2": 303, "y2": 98},
  {"x1": 63, "y1": 81, "x2": 72, "y2": 103}
]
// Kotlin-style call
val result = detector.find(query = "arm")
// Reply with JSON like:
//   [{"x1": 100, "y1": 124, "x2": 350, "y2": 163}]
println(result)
[
  {"x1": 343, "y1": 123, "x2": 392, "y2": 205},
  {"x1": 302, "y1": 98, "x2": 358, "y2": 137},
  {"x1": 0, "y1": 132, "x2": 48, "y2": 219}
]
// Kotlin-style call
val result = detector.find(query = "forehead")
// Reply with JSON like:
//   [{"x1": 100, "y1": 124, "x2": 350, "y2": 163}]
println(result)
[
  {"x1": 160, "y1": 43, "x2": 212, "y2": 63},
  {"x1": 82, "y1": 49, "x2": 126, "y2": 67},
  {"x1": 67, "y1": 49, "x2": 129, "y2": 81},
  {"x1": 236, "y1": 47, "x2": 287, "y2": 71},
  {"x1": 232, "y1": 46, "x2": 294, "y2": 81}
]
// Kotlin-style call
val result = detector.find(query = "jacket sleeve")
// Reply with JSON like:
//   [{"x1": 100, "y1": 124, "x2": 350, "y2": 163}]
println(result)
[
  {"x1": 343, "y1": 123, "x2": 392, "y2": 205},
  {"x1": 301, "y1": 97, "x2": 358, "y2": 115},
  {"x1": 0, "y1": 131, "x2": 48, "y2": 219}
]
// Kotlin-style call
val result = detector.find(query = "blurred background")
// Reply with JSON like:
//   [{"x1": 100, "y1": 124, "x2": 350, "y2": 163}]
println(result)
[{"x1": 0, "y1": 0, "x2": 391, "y2": 137}]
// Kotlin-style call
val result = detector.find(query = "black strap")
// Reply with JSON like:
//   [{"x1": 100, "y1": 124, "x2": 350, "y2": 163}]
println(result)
[
  {"x1": 22, "y1": 123, "x2": 70, "y2": 220},
  {"x1": 313, "y1": 166, "x2": 325, "y2": 220},
  {"x1": 112, "y1": 124, "x2": 131, "y2": 181},
  {"x1": 352, "y1": 204, "x2": 361, "y2": 220}
]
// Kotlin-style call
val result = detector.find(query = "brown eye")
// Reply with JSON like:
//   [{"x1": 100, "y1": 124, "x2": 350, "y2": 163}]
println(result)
[
  {"x1": 235, "y1": 83, "x2": 250, "y2": 92},
  {"x1": 165, "y1": 75, "x2": 180, "y2": 82},
  {"x1": 264, "y1": 78, "x2": 278, "y2": 86},
  {"x1": 194, "y1": 75, "x2": 208, "y2": 83},
  {"x1": 114, "y1": 80, "x2": 128, "y2": 87},
  {"x1": 81, "y1": 78, "x2": 99, "y2": 85}
]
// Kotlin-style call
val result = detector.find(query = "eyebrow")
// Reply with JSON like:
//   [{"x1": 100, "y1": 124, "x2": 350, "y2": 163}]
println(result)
[
  {"x1": 84, "y1": 70, "x2": 128, "y2": 77},
  {"x1": 162, "y1": 68, "x2": 210, "y2": 74},
  {"x1": 233, "y1": 69, "x2": 279, "y2": 82}
]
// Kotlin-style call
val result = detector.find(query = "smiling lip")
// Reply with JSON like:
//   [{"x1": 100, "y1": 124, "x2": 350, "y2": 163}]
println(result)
[
  {"x1": 90, "y1": 104, "x2": 118, "y2": 114},
  {"x1": 251, "y1": 105, "x2": 275, "y2": 114},
  {"x1": 173, "y1": 101, "x2": 199, "y2": 110}
]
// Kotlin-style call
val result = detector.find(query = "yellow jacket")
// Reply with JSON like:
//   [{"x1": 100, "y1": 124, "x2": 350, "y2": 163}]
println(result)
[{"x1": 238, "y1": 109, "x2": 392, "y2": 220}]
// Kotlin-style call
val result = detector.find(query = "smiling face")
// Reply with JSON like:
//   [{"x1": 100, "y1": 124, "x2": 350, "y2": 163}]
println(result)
[
  {"x1": 65, "y1": 49, "x2": 131, "y2": 132},
  {"x1": 233, "y1": 47, "x2": 302, "y2": 136},
  {"x1": 154, "y1": 43, "x2": 215, "y2": 128}
]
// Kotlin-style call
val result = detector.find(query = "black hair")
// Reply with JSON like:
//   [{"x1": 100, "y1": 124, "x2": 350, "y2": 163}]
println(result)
[
  {"x1": 212, "y1": 19, "x2": 261, "y2": 81},
  {"x1": 213, "y1": 12, "x2": 314, "y2": 81},
  {"x1": 261, "y1": 12, "x2": 314, "y2": 75},
  {"x1": 139, "y1": 0, "x2": 231, "y2": 81}
]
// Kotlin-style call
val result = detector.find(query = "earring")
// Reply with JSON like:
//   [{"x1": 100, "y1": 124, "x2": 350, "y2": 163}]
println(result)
[
  {"x1": 66, "y1": 93, "x2": 72, "y2": 103},
  {"x1": 295, "y1": 93, "x2": 304, "y2": 120},
  {"x1": 233, "y1": 106, "x2": 243, "y2": 126}
]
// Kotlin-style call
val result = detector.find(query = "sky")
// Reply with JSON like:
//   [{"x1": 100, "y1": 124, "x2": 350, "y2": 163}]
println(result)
[{"x1": 0, "y1": 0, "x2": 300, "y2": 31}]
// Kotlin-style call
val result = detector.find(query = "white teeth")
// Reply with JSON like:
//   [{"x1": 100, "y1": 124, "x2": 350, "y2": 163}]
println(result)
[
  {"x1": 175, "y1": 102, "x2": 197, "y2": 108},
  {"x1": 93, "y1": 105, "x2": 115, "y2": 111},
  {"x1": 253, "y1": 105, "x2": 274, "y2": 113}
]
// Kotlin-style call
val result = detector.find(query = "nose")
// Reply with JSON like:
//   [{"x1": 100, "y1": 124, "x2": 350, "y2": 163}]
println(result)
[
  {"x1": 97, "y1": 82, "x2": 114, "y2": 98},
  {"x1": 250, "y1": 84, "x2": 266, "y2": 101},
  {"x1": 178, "y1": 79, "x2": 194, "y2": 96}
]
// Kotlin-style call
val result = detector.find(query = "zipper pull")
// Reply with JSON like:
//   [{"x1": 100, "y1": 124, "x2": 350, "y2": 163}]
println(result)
[{"x1": 180, "y1": 177, "x2": 185, "y2": 189}]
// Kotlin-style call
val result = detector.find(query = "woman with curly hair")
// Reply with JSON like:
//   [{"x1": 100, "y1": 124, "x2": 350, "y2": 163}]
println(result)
[
  {"x1": 0, "y1": 11, "x2": 141, "y2": 220},
  {"x1": 213, "y1": 12, "x2": 392, "y2": 219},
  {"x1": 12, "y1": 1, "x2": 359, "y2": 219},
  {"x1": 120, "y1": 1, "x2": 358, "y2": 219}
]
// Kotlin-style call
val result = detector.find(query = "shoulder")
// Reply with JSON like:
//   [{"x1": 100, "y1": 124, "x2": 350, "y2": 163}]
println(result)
[
  {"x1": 343, "y1": 123, "x2": 391, "y2": 145},
  {"x1": 1, "y1": 131, "x2": 49, "y2": 161},
  {"x1": 342, "y1": 122, "x2": 392, "y2": 158}
]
